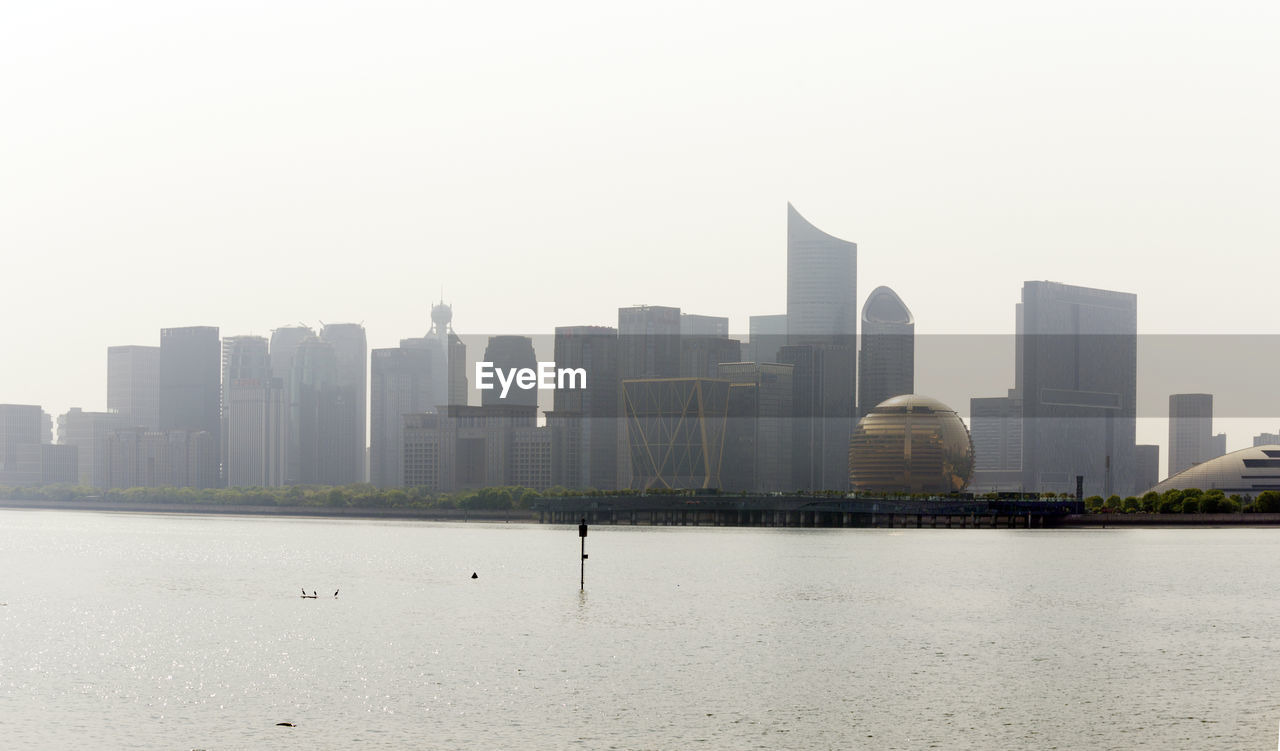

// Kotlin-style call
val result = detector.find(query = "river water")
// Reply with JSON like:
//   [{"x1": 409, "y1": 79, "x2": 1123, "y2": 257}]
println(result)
[{"x1": 1, "y1": 508, "x2": 1278, "y2": 749}]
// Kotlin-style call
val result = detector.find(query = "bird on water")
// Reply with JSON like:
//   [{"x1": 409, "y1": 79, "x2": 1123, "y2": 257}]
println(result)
[{"x1": 333, "y1": 590, "x2": 339, "y2": 598}]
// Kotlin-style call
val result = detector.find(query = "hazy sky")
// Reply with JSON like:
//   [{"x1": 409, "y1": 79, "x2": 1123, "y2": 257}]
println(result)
[{"x1": 3, "y1": 1, "x2": 1277, "y2": 461}]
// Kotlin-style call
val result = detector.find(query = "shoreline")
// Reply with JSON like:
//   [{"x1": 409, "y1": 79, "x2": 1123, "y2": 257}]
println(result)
[
  {"x1": 5, "y1": 499, "x2": 1280, "y2": 527},
  {"x1": 0, "y1": 498, "x2": 540, "y2": 523}
]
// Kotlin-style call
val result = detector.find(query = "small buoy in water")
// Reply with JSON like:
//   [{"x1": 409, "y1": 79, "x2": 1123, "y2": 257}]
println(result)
[
  {"x1": 471, "y1": 572, "x2": 478, "y2": 579},
  {"x1": 276, "y1": 722, "x2": 296, "y2": 727}
]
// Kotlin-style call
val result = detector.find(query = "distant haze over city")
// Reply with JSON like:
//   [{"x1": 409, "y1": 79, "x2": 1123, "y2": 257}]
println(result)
[{"x1": 3, "y1": 0, "x2": 1277, "y2": 468}]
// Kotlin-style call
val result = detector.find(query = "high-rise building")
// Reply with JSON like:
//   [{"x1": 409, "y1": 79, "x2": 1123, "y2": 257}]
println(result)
[
  {"x1": 618, "y1": 305, "x2": 682, "y2": 488},
  {"x1": 618, "y1": 305, "x2": 682, "y2": 379},
  {"x1": 679, "y1": 336, "x2": 741, "y2": 380},
  {"x1": 221, "y1": 336, "x2": 270, "y2": 485},
  {"x1": 427, "y1": 302, "x2": 468, "y2": 407},
  {"x1": 1254, "y1": 432, "x2": 1280, "y2": 447},
  {"x1": 370, "y1": 346, "x2": 436, "y2": 487},
  {"x1": 858, "y1": 286, "x2": 914, "y2": 418},
  {"x1": 1210, "y1": 433, "x2": 1227, "y2": 462},
  {"x1": 621, "y1": 378, "x2": 730, "y2": 490},
  {"x1": 747, "y1": 314, "x2": 787, "y2": 365},
  {"x1": 718, "y1": 362, "x2": 794, "y2": 492},
  {"x1": 1168, "y1": 394, "x2": 1214, "y2": 477},
  {"x1": 680, "y1": 314, "x2": 729, "y2": 337},
  {"x1": 269, "y1": 325, "x2": 315, "y2": 484},
  {"x1": 225, "y1": 378, "x2": 286, "y2": 487},
  {"x1": 291, "y1": 337, "x2": 358, "y2": 486},
  {"x1": 969, "y1": 392, "x2": 1023, "y2": 492},
  {"x1": 1019, "y1": 282, "x2": 1137, "y2": 497},
  {"x1": 1135, "y1": 444, "x2": 1160, "y2": 494},
  {"x1": 107, "y1": 345, "x2": 159, "y2": 430},
  {"x1": 778, "y1": 343, "x2": 856, "y2": 492},
  {"x1": 320, "y1": 323, "x2": 368, "y2": 483},
  {"x1": 159, "y1": 326, "x2": 221, "y2": 487},
  {"x1": 786, "y1": 203, "x2": 857, "y2": 345},
  {"x1": 57, "y1": 408, "x2": 126, "y2": 488},
  {"x1": 0, "y1": 404, "x2": 43, "y2": 479},
  {"x1": 480, "y1": 335, "x2": 538, "y2": 408},
  {"x1": 548, "y1": 326, "x2": 618, "y2": 491}
]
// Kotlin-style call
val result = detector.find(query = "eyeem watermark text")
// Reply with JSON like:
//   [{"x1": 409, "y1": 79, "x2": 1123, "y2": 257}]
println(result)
[{"x1": 475, "y1": 362, "x2": 586, "y2": 399}]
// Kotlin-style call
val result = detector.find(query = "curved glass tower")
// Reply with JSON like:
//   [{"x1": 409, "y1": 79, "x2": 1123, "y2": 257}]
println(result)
[
  {"x1": 786, "y1": 203, "x2": 857, "y2": 344},
  {"x1": 858, "y1": 286, "x2": 914, "y2": 419}
]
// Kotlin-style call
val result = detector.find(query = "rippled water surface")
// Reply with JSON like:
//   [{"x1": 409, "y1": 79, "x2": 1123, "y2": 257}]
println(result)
[{"x1": 2, "y1": 509, "x2": 1280, "y2": 749}]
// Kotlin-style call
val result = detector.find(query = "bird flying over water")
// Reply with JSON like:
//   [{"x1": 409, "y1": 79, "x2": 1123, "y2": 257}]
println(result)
[{"x1": 334, "y1": 590, "x2": 339, "y2": 598}]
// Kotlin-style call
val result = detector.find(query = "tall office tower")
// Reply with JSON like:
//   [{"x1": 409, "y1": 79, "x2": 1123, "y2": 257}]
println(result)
[
  {"x1": 0, "y1": 404, "x2": 42, "y2": 476},
  {"x1": 480, "y1": 336, "x2": 538, "y2": 408},
  {"x1": 370, "y1": 347, "x2": 436, "y2": 487},
  {"x1": 679, "y1": 337, "x2": 741, "y2": 380},
  {"x1": 225, "y1": 378, "x2": 286, "y2": 487},
  {"x1": 159, "y1": 326, "x2": 221, "y2": 487},
  {"x1": 748, "y1": 314, "x2": 787, "y2": 365},
  {"x1": 1019, "y1": 282, "x2": 1137, "y2": 497},
  {"x1": 41, "y1": 412, "x2": 52, "y2": 444},
  {"x1": 618, "y1": 305, "x2": 682, "y2": 378},
  {"x1": 617, "y1": 305, "x2": 682, "y2": 487},
  {"x1": 159, "y1": 327, "x2": 221, "y2": 433},
  {"x1": 320, "y1": 323, "x2": 368, "y2": 482},
  {"x1": 1210, "y1": 433, "x2": 1227, "y2": 461},
  {"x1": 786, "y1": 203, "x2": 857, "y2": 345},
  {"x1": 107, "y1": 345, "x2": 159, "y2": 430},
  {"x1": 857, "y1": 286, "x2": 914, "y2": 418},
  {"x1": 270, "y1": 325, "x2": 315, "y2": 483},
  {"x1": 785, "y1": 205, "x2": 857, "y2": 491},
  {"x1": 718, "y1": 362, "x2": 794, "y2": 492},
  {"x1": 1135, "y1": 444, "x2": 1160, "y2": 493},
  {"x1": 621, "y1": 378, "x2": 730, "y2": 490},
  {"x1": 548, "y1": 326, "x2": 619, "y2": 490},
  {"x1": 680, "y1": 314, "x2": 729, "y2": 337},
  {"x1": 1168, "y1": 394, "x2": 1214, "y2": 477},
  {"x1": 427, "y1": 302, "x2": 468, "y2": 407},
  {"x1": 1255, "y1": 432, "x2": 1280, "y2": 447},
  {"x1": 968, "y1": 392, "x2": 1023, "y2": 492},
  {"x1": 57, "y1": 408, "x2": 126, "y2": 487},
  {"x1": 221, "y1": 336, "x2": 270, "y2": 485},
  {"x1": 291, "y1": 337, "x2": 358, "y2": 486},
  {"x1": 778, "y1": 344, "x2": 856, "y2": 491}
]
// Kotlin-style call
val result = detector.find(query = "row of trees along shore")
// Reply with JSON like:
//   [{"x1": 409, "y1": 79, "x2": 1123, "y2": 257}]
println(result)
[{"x1": 2, "y1": 484, "x2": 1279, "y2": 514}]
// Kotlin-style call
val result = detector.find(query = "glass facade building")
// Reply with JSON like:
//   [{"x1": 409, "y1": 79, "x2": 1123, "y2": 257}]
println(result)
[{"x1": 849, "y1": 395, "x2": 974, "y2": 494}]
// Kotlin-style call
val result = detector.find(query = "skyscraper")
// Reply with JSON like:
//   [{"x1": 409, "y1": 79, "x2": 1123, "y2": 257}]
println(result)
[
  {"x1": 680, "y1": 314, "x2": 729, "y2": 337},
  {"x1": 786, "y1": 203, "x2": 857, "y2": 344},
  {"x1": 370, "y1": 346, "x2": 436, "y2": 487},
  {"x1": 107, "y1": 345, "x2": 159, "y2": 430},
  {"x1": 269, "y1": 325, "x2": 315, "y2": 485},
  {"x1": 1019, "y1": 282, "x2": 1137, "y2": 497},
  {"x1": 785, "y1": 205, "x2": 857, "y2": 491},
  {"x1": 291, "y1": 337, "x2": 358, "y2": 486},
  {"x1": 718, "y1": 362, "x2": 794, "y2": 492},
  {"x1": 857, "y1": 286, "x2": 914, "y2": 418},
  {"x1": 320, "y1": 323, "x2": 368, "y2": 483},
  {"x1": 618, "y1": 305, "x2": 681, "y2": 379},
  {"x1": 1168, "y1": 394, "x2": 1214, "y2": 477},
  {"x1": 747, "y1": 314, "x2": 787, "y2": 365},
  {"x1": 221, "y1": 335, "x2": 270, "y2": 485},
  {"x1": 548, "y1": 326, "x2": 619, "y2": 491},
  {"x1": 225, "y1": 377, "x2": 286, "y2": 487},
  {"x1": 480, "y1": 336, "x2": 538, "y2": 408},
  {"x1": 159, "y1": 326, "x2": 220, "y2": 485},
  {"x1": 0, "y1": 404, "x2": 42, "y2": 477}
]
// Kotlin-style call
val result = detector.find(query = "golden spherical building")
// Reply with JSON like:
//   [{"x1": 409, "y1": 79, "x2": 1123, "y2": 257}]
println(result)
[{"x1": 849, "y1": 395, "x2": 974, "y2": 493}]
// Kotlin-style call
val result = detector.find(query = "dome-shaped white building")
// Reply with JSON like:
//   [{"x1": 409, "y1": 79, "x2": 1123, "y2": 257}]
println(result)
[{"x1": 1147, "y1": 445, "x2": 1280, "y2": 496}]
